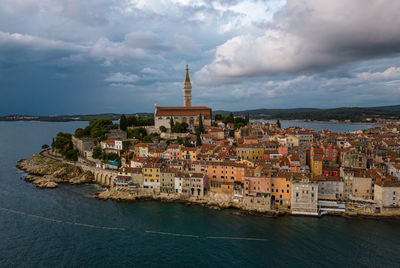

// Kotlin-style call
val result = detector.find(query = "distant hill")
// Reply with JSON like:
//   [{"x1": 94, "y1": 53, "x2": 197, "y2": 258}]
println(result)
[
  {"x1": 213, "y1": 108, "x2": 321, "y2": 117},
  {"x1": 0, "y1": 113, "x2": 153, "y2": 122},
  {"x1": 368, "y1": 105, "x2": 400, "y2": 111},
  {"x1": 213, "y1": 105, "x2": 400, "y2": 122},
  {"x1": 2, "y1": 104, "x2": 399, "y2": 123}
]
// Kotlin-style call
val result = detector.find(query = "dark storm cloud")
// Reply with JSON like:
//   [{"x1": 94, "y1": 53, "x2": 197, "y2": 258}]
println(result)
[
  {"x1": 0, "y1": 0, "x2": 399, "y2": 115},
  {"x1": 197, "y1": 0, "x2": 400, "y2": 84}
]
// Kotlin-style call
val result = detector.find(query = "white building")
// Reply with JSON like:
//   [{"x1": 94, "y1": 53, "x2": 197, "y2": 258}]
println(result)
[
  {"x1": 100, "y1": 139, "x2": 123, "y2": 155},
  {"x1": 291, "y1": 178, "x2": 319, "y2": 215}
]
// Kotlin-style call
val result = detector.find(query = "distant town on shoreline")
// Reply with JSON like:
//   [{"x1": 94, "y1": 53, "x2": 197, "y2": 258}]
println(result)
[{"x1": 17, "y1": 67, "x2": 400, "y2": 217}]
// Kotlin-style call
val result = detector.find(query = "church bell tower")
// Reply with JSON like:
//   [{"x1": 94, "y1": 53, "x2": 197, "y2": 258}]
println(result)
[{"x1": 183, "y1": 64, "x2": 192, "y2": 107}]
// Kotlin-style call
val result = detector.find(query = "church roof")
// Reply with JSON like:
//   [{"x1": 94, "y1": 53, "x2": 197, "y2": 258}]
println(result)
[{"x1": 156, "y1": 106, "x2": 211, "y2": 117}]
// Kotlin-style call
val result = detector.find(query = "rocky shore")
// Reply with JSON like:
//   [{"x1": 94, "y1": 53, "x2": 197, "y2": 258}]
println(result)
[
  {"x1": 17, "y1": 154, "x2": 94, "y2": 188},
  {"x1": 95, "y1": 188, "x2": 282, "y2": 216},
  {"x1": 16, "y1": 154, "x2": 400, "y2": 218}
]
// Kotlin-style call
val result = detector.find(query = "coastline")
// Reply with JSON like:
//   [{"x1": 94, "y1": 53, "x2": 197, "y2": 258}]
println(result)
[
  {"x1": 260, "y1": 119, "x2": 379, "y2": 125},
  {"x1": 2, "y1": 119, "x2": 379, "y2": 125},
  {"x1": 16, "y1": 154, "x2": 400, "y2": 218}
]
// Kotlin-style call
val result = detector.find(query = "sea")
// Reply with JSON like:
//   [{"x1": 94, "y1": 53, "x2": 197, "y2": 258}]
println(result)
[{"x1": 0, "y1": 121, "x2": 399, "y2": 267}]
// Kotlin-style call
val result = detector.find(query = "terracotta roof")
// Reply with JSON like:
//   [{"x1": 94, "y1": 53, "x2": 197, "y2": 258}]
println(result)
[
  {"x1": 135, "y1": 143, "x2": 151, "y2": 147},
  {"x1": 375, "y1": 180, "x2": 400, "y2": 187},
  {"x1": 102, "y1": 139, "x2": 116, "y2": 144},
  {"x1": 312, "y1": 175, "x2": 341, "y2": 182},
  {"x1": 155, "y1": 106, "x2": 211, "y2": 117},
  {"x1": 115, "y1": 175, "x2": 131, "y2": 179}
]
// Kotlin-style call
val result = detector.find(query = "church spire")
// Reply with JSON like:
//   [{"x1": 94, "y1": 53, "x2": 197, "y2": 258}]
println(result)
[
  {"x1": 183, "y1": 64, "x2": 192, "y2": 107},
  {"x1": 185, "y1": 64, "x2": 191, "y2": 83}
]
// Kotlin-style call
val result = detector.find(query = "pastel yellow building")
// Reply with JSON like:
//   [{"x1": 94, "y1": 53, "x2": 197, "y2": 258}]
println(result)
[
  {"x1": 310, "y1": 147, "x2": 323, "y2": 176},
  {"x1": 143, "y1": 163, "x2": 162, "y2": 189},
  {"x1": 235, "y1": 145, "x2": 264, "y2": 161},
  {"x1": 180, "y1": 147, "x2": 198, "y2": 160}
]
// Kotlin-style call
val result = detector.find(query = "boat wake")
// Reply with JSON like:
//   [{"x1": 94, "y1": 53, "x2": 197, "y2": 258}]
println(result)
[{"x1": 1, "y1": 206, "x2": 268, "y2": 241}]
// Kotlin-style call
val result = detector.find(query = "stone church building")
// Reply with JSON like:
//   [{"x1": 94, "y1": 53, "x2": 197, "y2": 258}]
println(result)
[{"x1": 154, "y1": 65, "x2": 212, "y2": 130}]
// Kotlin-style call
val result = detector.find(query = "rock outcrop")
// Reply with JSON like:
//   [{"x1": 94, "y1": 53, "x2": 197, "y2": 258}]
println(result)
[
  {"x1": 17, "y1": 154, "x2": 94, "y2": 188},
  {"x1": 94, "y1": 189, "x2": 280, "y2": 215}
]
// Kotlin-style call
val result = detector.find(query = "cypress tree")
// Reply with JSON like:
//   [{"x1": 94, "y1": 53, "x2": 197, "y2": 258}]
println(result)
[
  {"x1": 196, "y1": 132, "x2": 202, "y2": 146},
  {"x1": 120, "y1": 114, "x2": 128, "y2": 131},
  {"x1": 277, "y1": 119, "x2": 281, "y2": 129},
  {"x1": 197, "y1": 114, "x2": 205, "y2": 134}
]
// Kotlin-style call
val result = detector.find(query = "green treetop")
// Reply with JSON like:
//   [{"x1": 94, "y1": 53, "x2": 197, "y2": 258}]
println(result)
[{"x1": 120, "y1": 114, "x2": 128, "y2": 131}]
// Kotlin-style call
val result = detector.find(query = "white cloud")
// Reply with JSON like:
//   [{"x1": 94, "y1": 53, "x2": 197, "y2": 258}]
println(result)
[
  {"x1": 124, "y1": 31, "x2": 172, "y2": 50},
  {"x1": 90, "y1": 38, "x2": 145, "y2": 63},
  {"x1": 0, "y1": 31, "x2": 85, "y2": 51},
  {"x1": 105, "y1": 72, "x2": 140, "y2": 83},
  {"x1": 197, "y1": 0, "x2": 400, "y2": 84},
  {"x1": 141, "y1": 67, "x2": 164, "y2": 74}
]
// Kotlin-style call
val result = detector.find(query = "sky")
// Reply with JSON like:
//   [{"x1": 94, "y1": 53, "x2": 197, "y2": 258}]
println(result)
[{"x1": 0, "y1": 0, "x2": 400, "y2": 115}]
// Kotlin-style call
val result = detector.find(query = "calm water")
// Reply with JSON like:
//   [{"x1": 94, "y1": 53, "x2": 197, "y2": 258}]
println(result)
[{"x1": 0, "y1": 121, "x2": 399, "y2": 267}]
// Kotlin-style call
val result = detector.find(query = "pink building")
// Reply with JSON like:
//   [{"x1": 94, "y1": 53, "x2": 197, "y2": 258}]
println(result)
[
  {"x1": 165, "y1": 144, "x2": 181, "y2": 161},
  {"x1": 278, "y1": 146, "x2": 289, "y2": 157},
  {"x1": 244, "y1": 177, "x2": 271, "y2": 197}
]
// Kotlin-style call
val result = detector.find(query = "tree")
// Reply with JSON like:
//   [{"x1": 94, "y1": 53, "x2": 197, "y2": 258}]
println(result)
[
  {"x1": 159, "y1": 125, "x2": 167, "y2": 133},
  {"x1": 127, "y1": 115, "x2": 138, "y2": 127},
  {"x1": 104, "y1": 153, "x2": 119, "y2": 162},
  {"x1": 223, "y1": 112, "x2": 234, "y2": 124},
  {"x1": 88, "y1": 118, "x2": 113, "y2": 138},
  {"x1": 120, "y1": 114, "x2": 128, "y2": 131},
  {"x1": 234, "y1": 122, "x2": 245, "y2": 130},
  {"x1": 214, "y1": 114, "x2": 223, "y2": 121},
  {"x1": 196, "y1": 132, "x2": 202, "y2": 146},
  {"x1": 177, "y1": 137, "x2": 193, "y2": 147},
  {"x1": 172, "y1": 122, "x2": 188, "y2": 133},
  {"x1": 234, "y1": 117, "x2": 246, "y2": 129},
  {"x1": 53, "y1": 132, "x2": 73, "y2": 154},
  {"x1": 122, "y1": 141, "x2": 131, "y2": 151},
  {"x1": 170, "y1": 117, "x2": 174, "y2": 129},
  {"x1": 92, "y1": 146, "x2": 102, "y2": 159},
  {"x1": 127, "y1": 127, "x2": 147, "y2": 139},
  {"x1": 74, "y1": 128, "x2": 84, "y2": 138},
  {"x1": 196, "y1": 114, "x2": 205, "y2": 134},
  {"x1": 277, "y1": 119, "x2": 281, "y2": 129},
  {"x1": 245, "y1": 112, "x2": 250, "y2": 125},
  {"x1": 65, "y1": 149, "x2": 78, "y2": 161},
  {"x1": 41, "y1": 144, "x2": 49, "y2": 150},
  {"x1": 139, "y1": 117, "x2": 154, "y2": 126}
]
